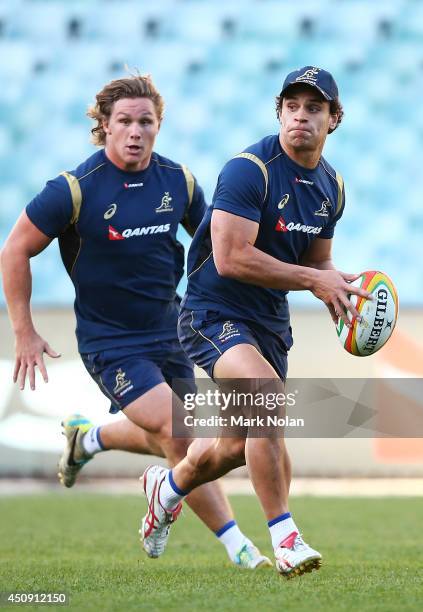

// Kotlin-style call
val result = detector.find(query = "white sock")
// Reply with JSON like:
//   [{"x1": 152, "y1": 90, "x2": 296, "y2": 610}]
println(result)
[
  {"x1": 158, "y1": 470, "x2": 189, "y2": 511},
  {"x1": 82, "y1": 426, "x2": 104, "y2": 456},
  {"x1": 268, "y1": 512, "x2": 299, "y2": 550},
  {"x1": 216, "y1": 521, "x2": 248, "y2": 560}
]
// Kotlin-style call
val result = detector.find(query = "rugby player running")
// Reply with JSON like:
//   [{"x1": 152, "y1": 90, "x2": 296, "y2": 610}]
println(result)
[
  {"x1": 141, "y1": 67, "x2": 372, "y2": 578},
  {"x1": 0, "y1": 74, "x2": 271, "y2": 569}
]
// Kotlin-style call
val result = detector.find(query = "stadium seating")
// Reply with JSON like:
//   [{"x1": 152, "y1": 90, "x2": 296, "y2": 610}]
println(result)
[{"x1": 0, "y1": 0, "x2": 421, "y2": 305}]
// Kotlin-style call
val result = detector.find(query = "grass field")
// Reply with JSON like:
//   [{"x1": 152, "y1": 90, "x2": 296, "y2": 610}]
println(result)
[{"x1": 1, "y1": 494, "x2": 423, "y2": 611}]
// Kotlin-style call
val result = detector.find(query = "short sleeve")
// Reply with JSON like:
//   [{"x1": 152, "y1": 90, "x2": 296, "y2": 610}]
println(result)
[
  {"x1": 26, "y1": 175, "x2": 73, "y2": 238},
  {"x1": 183, "y1": 176, "x2": 207, "y2": 234},
  {"x1": 212, "y1": 157, "x2": 267, "y2": 223},
  {"x1": 319, "y1": 181, "x2": 345, "y2": 239}
]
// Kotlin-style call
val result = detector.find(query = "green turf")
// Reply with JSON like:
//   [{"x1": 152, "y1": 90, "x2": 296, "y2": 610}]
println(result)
[{"x1": 1, "y1": 494, "x2": 422, "y2": 611}]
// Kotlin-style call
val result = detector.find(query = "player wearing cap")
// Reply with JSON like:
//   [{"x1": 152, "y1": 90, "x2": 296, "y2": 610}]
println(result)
[
  {"x1": 0, "y1": 74, "x2": 272, "y2": 569},
  {"x1": 141, "y1": 66, "x2": 372, "y2": 577}
]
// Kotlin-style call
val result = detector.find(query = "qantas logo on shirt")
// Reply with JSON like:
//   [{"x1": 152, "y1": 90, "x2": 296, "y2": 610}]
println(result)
[
  {"x1": 108, "y1": 224, "x2": 171, "y2": 240},
  {"x1": 124, "y1": 182, "x2": 144, "y2": 188},
  {"x1": 275, "y1": 216, "x2": 288, "y2": 232},
  {"x1": 109, "y1": 226, "x2": 124, "y2": 240},
  {"x1": 275, "y1": 217, "x2": 322, "y2": 235}
]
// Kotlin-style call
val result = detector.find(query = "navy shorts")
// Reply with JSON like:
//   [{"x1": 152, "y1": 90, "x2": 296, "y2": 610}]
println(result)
[
  {"x1": 81, "y1": 340, "x2": 195, "y2": 414},
  {"x1": 177, "y1": 308, "x2": 290, "y2": 380}
]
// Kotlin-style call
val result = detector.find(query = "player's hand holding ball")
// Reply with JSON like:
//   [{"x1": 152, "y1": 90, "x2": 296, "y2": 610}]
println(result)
[{"x1": 310, "y1": 269, "x2": 372, "y2": 328}]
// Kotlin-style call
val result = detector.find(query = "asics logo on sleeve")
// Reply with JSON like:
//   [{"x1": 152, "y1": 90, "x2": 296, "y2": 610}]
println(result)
[{"x1": 108, "y1": 224, "x2": 171, "y2": 240}]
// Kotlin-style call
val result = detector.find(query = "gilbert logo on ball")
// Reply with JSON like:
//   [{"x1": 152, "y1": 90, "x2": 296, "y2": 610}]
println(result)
[{"x1": 336, "y1": 271, "x2": 399, "y2": 356}]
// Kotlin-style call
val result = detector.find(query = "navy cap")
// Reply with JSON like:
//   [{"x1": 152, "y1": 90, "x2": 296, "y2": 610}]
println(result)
[{"x1": 280, "y1": 66, "x2": 339, "y2": 101}]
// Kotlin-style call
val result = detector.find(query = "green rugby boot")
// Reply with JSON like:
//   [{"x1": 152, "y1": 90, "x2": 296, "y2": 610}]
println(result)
[
  {"x1": 58, "y1": 414, "x2": 94, "y2": 488},
  {"x1": 233, "y1": 542, "x2": 273, "y2": 569}
]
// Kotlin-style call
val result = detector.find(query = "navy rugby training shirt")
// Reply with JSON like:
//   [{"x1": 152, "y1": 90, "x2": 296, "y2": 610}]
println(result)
[
  {"x1": 183, "y1": 134, "x2": 345, "y2": 345},
  {"x1": 26, "y1": 148, "x2": 206, "y2": 353}
]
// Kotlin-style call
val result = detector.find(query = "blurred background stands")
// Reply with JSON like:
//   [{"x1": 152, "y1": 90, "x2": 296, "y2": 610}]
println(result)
[{"x1": 0, "y1": 0, "x2": 421, "y2": 305}]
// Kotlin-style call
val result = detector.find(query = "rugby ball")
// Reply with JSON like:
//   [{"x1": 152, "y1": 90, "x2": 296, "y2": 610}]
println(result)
[{"x1": 336, "y1": 271, "x2": 399, "y2": 356}]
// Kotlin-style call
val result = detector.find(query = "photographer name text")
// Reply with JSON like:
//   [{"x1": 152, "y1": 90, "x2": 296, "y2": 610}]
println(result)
[{"x1": 184, "y1": 415, "x2": 304, "y2": 428}]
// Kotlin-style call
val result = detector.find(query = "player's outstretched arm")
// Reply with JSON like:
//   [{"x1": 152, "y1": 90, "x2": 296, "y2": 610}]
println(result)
[
  {"x1": 0, "y1": 212, "x2": 61, "y2": 390},
  {"x1": 211, "y1": 210, "x2": 371, "y2": 327}
]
